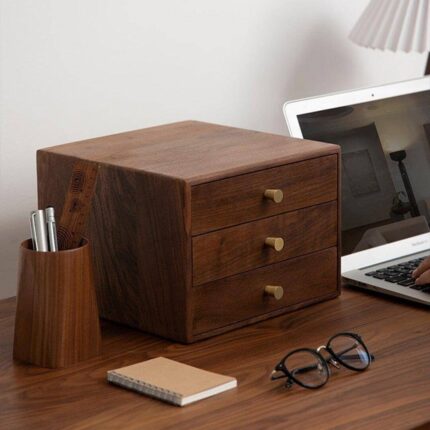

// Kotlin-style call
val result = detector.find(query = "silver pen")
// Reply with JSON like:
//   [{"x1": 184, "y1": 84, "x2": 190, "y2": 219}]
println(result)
[
  {"x1": 45, "y1": 206, "x2": 58, "y2": 252},
  {"x1": 32, "y1": 209, "x2": 49, "y2": 252}
]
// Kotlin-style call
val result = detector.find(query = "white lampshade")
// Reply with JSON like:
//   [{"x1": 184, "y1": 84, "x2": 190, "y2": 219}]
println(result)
[{"x1": 349, "y1": 0, "x2": 430, "y2": 53}]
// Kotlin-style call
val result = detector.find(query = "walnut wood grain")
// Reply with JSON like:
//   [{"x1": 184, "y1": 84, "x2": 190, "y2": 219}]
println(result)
[
  {"x1": 38, "y1": 153, "x2": 192, "y2": 342},
  {"x1": 192, "y1": 248, "x2": 338, "y2": 334},
  {"x1": 1, "y1": 289, "x2": 430, "y2": 429},
  {"x1": 13, "y1": 239, "x2": 101, "y2": 368},
  {"x1": 39, "y1": 121, "x2": 339, "y2": 185},
  {"x1": 193, "y1": 201, "x2": 337, "y2": 286},
  {"x1": 191, "y1": 155, "x2": 338, "y2": 235},
  {"x1": 57, "y1": 160, "x2": 99, "y2": 250}
]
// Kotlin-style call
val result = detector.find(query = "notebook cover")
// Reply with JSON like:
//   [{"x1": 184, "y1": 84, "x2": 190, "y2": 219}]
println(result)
[{"x1": 107, "y1": 357, "x2": 237, "y2": 406}]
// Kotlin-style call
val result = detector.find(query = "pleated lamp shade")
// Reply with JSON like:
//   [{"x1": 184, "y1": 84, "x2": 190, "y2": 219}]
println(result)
[{"x1": 349, "y1": 0, "x2": 430, "y2": 53}]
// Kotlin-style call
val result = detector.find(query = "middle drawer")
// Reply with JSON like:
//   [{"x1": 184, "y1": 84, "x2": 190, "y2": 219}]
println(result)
[{"x1": 193, "y1": 200, "x2": 337, "y2": 286}]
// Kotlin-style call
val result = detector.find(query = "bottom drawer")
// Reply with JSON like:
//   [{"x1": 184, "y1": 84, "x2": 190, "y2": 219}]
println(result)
[{"x1": 192, "y1": 247, "x2": 338, "y2": 335}]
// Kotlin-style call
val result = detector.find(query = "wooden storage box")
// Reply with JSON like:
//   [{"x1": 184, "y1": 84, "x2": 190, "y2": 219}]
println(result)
[{"x1": 37, "y1": 121, "x2": 340, "y2": 343}]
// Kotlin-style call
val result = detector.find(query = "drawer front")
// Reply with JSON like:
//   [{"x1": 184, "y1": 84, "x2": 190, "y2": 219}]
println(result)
[
  {"x1": 193, "y1": 201, "x2": 337, "y2": 286},
  {"x1": 192, "y1": 247, "x2": 338, "y2": 334},
  {"x1": 191, "y1": 155, "x2": 337, "y2": 235}
]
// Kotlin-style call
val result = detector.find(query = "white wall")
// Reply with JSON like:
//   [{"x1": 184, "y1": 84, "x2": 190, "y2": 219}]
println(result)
[{"x1": 0, "y1": 0, "x2": 425, "y2": 298}]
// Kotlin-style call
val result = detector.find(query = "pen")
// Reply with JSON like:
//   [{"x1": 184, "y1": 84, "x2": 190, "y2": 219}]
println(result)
[
  {"x1": 33, "y1": 209, "x2": 49, "y2": 252},
  {"x1": 45, "y1": 207, "x2": 58, "y2": 252}
]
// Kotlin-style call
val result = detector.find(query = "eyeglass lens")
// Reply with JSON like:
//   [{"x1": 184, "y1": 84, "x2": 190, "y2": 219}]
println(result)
[
  {"x1": 328, "y1": 334, "x2": 370, "y2": 370},
  {"x1": 285, "y1": 350, "x2": 329, "y2": 388}
]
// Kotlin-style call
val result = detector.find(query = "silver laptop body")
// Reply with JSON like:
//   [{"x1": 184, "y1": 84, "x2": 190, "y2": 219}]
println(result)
[{"x1": 284, "y1": 77, "x2": 430, "y2": 305}]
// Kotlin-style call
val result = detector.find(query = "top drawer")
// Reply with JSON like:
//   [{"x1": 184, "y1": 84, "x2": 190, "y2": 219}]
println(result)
[{"x1": 191, "y1": 155, "x2": 338, "y2": 235}]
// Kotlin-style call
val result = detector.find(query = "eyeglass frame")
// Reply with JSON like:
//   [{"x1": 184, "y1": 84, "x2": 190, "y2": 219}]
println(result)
[{"x1": 271, "y1": 332, "x2": 374, "y2": 390}]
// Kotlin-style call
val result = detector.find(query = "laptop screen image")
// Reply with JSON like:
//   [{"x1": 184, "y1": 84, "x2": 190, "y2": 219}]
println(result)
[{"x1": 297, "y1": 90, "x2": 430, "y2": 256}]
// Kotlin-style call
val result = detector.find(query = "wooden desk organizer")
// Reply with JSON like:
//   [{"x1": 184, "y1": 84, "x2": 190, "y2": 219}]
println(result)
[
  {"x1": 13, "y1": 239, "x2": 101, "y2": 368},
  {"x1": 37, "y1": 121, "x2": 341, "y2": 343}
]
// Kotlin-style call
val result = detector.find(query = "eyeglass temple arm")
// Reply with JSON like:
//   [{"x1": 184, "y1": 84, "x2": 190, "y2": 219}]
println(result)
[
  {"x1": 291, "y1": 364, "x2": 319, "y2": 375},
  {"x1": 270, "y1": 372, "x2": 288, "y2": 381},
  {"x1": 271, "y1": 364, "x2": 321, "y2": 378},
  {"x1": 271, "y1": 365, "x2": 317, "y2": 380},
  {"x1": 331, "y1": 344, "x2": 375, "y2": 362},
  {"x1": 271, "y1": 370, "x2": 294, "y2": 388},
  {"x1": 339, "y1": 353, "x2": 375, "y2": 361}
]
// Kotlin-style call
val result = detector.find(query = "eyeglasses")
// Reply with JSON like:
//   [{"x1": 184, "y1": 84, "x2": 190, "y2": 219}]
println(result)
[{"x1": 271, "y1": 332, "x2": 374, "y2": 389}]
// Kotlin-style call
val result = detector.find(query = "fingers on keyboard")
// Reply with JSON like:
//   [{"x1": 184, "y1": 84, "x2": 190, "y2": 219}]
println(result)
[
  {"x1": 364, "y1": 256, "x2": 430, "y2": 293},
  {"x1": 413, "y1": 256, "x2": 430, "y2": 279},
  {"x1": 415, "y1": 270, "x2": 430, "y2": 285}
]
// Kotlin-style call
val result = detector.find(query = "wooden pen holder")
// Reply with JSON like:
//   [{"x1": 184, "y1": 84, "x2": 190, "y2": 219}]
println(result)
[{"x1": 13, "y1": 238, "x2": 101, "y2": 368}]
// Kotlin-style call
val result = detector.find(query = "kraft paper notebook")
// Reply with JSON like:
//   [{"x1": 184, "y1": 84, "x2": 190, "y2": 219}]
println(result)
[{"x1": 107, "y1": 357, "x2": 237, "y2": 406}]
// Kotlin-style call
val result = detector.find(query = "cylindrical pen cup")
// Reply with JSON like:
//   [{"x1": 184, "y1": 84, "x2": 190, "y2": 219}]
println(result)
[{"x1": 13, "y1": 238, "x2": 101, "y2": 368}]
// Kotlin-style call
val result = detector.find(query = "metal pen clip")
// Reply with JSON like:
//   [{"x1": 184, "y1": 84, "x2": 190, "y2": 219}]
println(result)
[{"x1": 30, "y1": 211, "x2": 38, "y2": 251}]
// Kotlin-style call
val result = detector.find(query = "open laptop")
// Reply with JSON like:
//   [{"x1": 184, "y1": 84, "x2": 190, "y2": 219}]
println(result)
[{"x1": 284, "y1": 77, "x2": 430, "y2": 305}]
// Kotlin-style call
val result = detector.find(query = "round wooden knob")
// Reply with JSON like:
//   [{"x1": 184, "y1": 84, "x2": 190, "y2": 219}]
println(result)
[
  {"x1": 264, "y1": 285, "x2": 284, "y2": 300},
  {"x1": 264, "y1": 189, "x2": 283, "y2": 203},
  {"x1": 265, "y1": 237, "x2": 284, "y2": 251}
]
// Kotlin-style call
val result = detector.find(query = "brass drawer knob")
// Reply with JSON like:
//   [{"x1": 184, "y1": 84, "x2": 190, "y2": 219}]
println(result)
[
  {"x1": 264, "y1": 285, "x2": 284, "y2": 300},
  {"x1": 265, "y1": 237, "x2": 284, "y2": 251},
  {"x1": 264, "y1": 189, "x2": 283, "y2": 203}
]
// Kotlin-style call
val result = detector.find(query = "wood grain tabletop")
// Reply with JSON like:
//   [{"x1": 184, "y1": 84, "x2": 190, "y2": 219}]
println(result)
[{"x1": 1, "y1": 288, "x2": 429, "y2": 430}]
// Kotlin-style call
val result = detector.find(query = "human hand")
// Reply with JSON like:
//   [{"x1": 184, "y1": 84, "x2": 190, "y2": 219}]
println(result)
[{"x1": 412, "y1": 257, "x2": 430, "y2": 285}]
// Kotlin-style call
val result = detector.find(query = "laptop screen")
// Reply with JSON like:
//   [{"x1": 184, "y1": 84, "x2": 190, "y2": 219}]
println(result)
[{"x1": 297, "y1": 90, "x2": 430, "y2": 256}]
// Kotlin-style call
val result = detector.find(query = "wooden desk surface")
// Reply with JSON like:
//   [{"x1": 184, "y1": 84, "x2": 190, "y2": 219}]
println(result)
[{"x1": 1, "y1": 288, "x2": 430, "y2": 430}]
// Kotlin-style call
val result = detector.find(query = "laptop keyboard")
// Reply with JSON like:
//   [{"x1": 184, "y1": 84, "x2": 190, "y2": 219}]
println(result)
[{"x1": 365, "y1": 256, "x2": 430, "y2": 292}]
